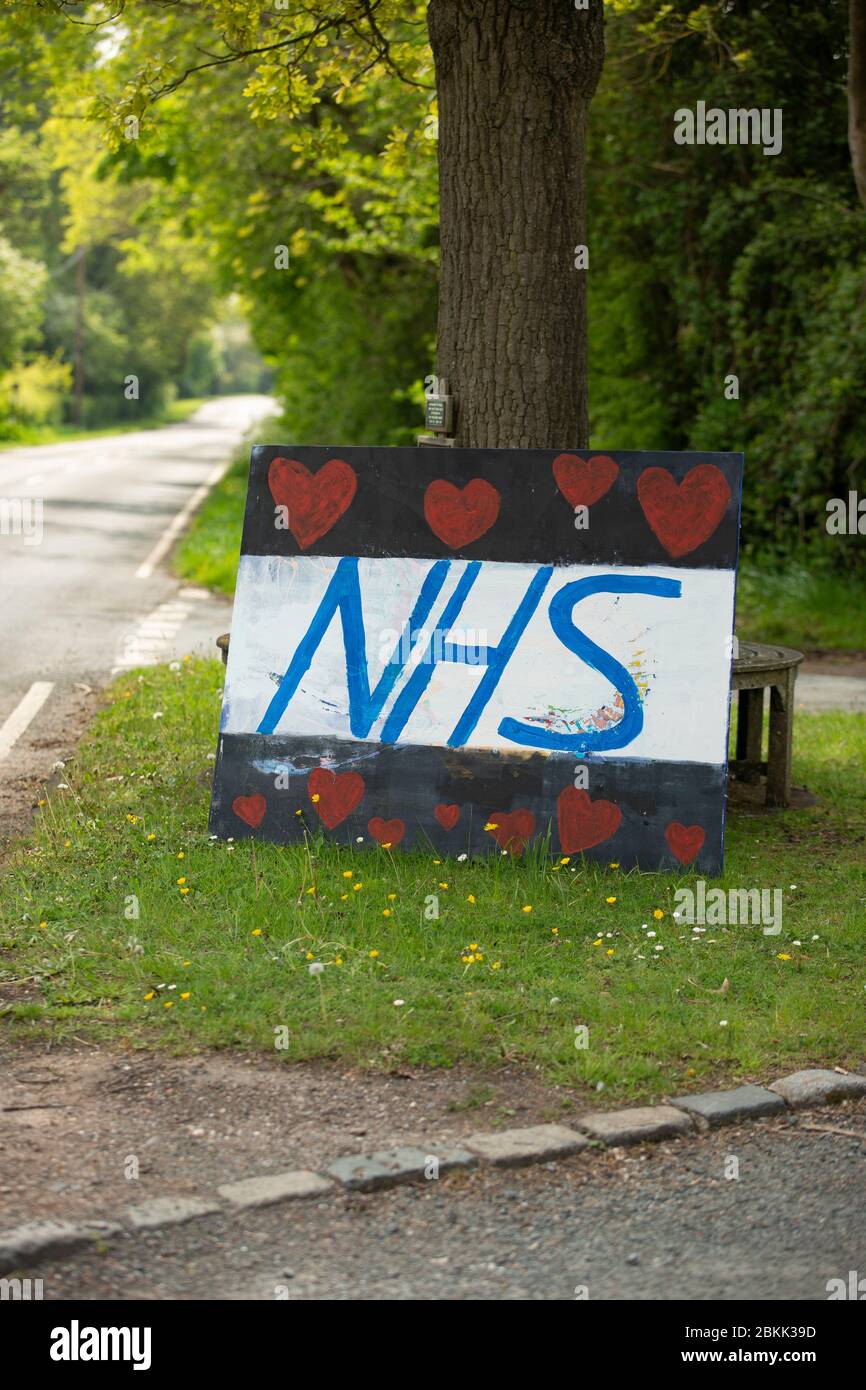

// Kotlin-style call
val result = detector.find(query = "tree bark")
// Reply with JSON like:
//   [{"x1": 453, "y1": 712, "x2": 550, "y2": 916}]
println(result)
[
  {"x1": 427, "y1": 0, "x2": 604, "y2": 450},
  {"x1": 850, "y1": 0, "x2": 866, "y2": 211}
]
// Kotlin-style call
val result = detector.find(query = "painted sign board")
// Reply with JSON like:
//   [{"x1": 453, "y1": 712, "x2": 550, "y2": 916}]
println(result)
[{"x1": 209, "y1": 445, "x2": 742, "y2": 873}]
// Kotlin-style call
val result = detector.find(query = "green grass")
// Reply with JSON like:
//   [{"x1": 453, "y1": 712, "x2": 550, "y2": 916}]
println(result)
[
  {"x1": 175, "y1": 446, "x2": 249, "y2": 593},
  {"x1": 0, "y1": 397, "x2": 209, "y2": 451},
  {"x1": 736, "y1": 562, "x2": 866, "y2": 650},
  {"x1": 1, "y1": 659, "x2": 864, "y2": 1101}
]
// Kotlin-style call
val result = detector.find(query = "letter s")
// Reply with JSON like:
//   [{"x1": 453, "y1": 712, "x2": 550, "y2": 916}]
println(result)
[{"x1": 497, "y1": 574, "x2": 681, "y2": 753}]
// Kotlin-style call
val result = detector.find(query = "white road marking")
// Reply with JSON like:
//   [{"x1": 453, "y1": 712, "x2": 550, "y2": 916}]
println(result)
[
  {"x1": 0, "y1": 681, "x2": 54, "y2": 760},
  {"x1": 135, "y1": 461, "x2": 229, "y2": 580},
  {"x1": 112, "y1": 598, "x2": 193, "y2": 672}
]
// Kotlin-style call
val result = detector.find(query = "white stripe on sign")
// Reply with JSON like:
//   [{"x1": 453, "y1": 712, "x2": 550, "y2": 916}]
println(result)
[
  {"x1": 224, "y1": 554, "x2": 736, "y2": 766},
  {"x1": 112, "y1": 599, "x2": 192, "y2": 672},
  {"x1": 135, "y1": 462, "x2": 229, "y2": 580},
  {"x1": 0, "y1": 681, "x2": 54, "y2": 760}
]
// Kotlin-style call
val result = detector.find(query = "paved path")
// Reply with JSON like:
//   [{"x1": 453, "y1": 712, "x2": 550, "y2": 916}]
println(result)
[
  {"x1": 796, "y1": 673, "x2": 866, "y2": 713},
  {"x1": 21, "y1": 1099, "x2": 866, "y2": 1301},
  {"x1": 0, "y1": 396, "x2": 274, "y2": 837}
]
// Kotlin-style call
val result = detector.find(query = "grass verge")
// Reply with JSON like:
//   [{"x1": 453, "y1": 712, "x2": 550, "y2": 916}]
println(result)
[
  {"x1": 1, "y1": 659, "x2": 863, "y2": 1100},
  {"x1": 735, "y1": 563, "x2": 866, "y2": 651}
]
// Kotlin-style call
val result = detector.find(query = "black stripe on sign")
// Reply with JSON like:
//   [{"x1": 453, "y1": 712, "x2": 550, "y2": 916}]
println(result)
[
  {"x1": 240, "y1": 445, "x2": 743, "y2": 571},
  {"x1": 210, "y1": 734, "x2": 728, "y2": 875}
]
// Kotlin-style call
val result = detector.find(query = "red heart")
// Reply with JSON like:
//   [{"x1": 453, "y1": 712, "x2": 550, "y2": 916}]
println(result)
[
  {"x1": 308, "y1": 768, "x2": 365, "y2": 829},
  {"x1": 485, "y1": 809, "x2": 536, "y2": 858},
  {"x1": 664, "y1": 822, "x2": 705, "y2": 865},
  {"x1": 553, "y1": 453, "x2": 619, "y2": 509},
  {"x1": 557, "y1": 787, "x2": 621, "y2": 854},
  {"x1": 434, "y1": 803, "x2": 460, "y2": 831},
  {"x1": 268, "y1": 456, "x2": 357, "y2": 550},
  {"x1": 637, "y1": 464, "x2": 731, "y2": 559},
  {"x1": 232, "y1": 793, "x2": 267, "y2": 829},
  {"x1": 424, "y1": 478, "x2": 501, "y2": 549},
  {"x1": 368, "y1": 816, "x2": 406, "y2": 847}
]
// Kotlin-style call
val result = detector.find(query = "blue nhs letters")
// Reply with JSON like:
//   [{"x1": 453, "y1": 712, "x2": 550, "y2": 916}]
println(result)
[{"x1": 257, "y1": 557, "x2": 681, "y2": 754}]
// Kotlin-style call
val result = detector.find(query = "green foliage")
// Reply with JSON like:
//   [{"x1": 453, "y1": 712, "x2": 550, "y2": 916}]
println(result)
[
  {"x1": 588, "y1": 0, "x2": 865, "y2": 571},
  {"x1": 0, "y1": 236, "x2": 47, "y2": 369},
  {"x1": 0, "y1": 354, "x2": 72, "y2": 430}
]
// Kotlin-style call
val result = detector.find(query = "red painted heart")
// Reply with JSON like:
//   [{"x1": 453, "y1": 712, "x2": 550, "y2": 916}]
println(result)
[
  {"x1": 368, "y1": 816, "x2": 406, "y2": 847},
  {"x1": 637, "y1": 464, "x2": 731, "y2": 559},
  {"x1": 268, "y1": 456, "x2": 357, "y2": 550},
  {"x1": 485, "y1": 809, "x2": 536, "y2": 858},
  {"x1": 434, "y1": 803, "x2": 460, "y2": 831},
  {"x1": 664, "y1": 822, "x2": 705, "y2": 865},
  {"x1": 308, "y1": 768, "x2": 365, "y2": 829},
  {"x1": 552, "y1": 453, "x2": 619, "y2": 509},
  {"x1": 557, "y1": 787, "x2": 622, "y2": 854},
  {"x1": 424, "y1": 478, "x2": 501, "y2": 549},
  {"x1": 232, "y1": 793, "x2": 267, "y2": 829}
]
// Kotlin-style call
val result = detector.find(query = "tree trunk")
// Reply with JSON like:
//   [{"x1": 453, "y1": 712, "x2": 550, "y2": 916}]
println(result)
[
  {"x1": 850, "y1": 0, "x2": 866, "y2": 211},
  {"x1": 427, "y1": 0, "x2": 604, "y2": 450}
]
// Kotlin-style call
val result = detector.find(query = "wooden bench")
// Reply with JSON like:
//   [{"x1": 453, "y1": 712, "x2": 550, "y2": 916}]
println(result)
[
  {"x1": 731, "y1": 639, "x2": 804, "y2": 807},
  {"x1": 217, "y1": 632, "x2": 805, "y2": 808}
]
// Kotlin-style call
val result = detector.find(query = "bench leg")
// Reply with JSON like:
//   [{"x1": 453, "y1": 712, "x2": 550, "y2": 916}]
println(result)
[
  {"x1": 736, "y1": 688, "x2": 764, "y2": 781},
  {"x1": 766, "y1": 669, "x2": 796, "y2": 807}
]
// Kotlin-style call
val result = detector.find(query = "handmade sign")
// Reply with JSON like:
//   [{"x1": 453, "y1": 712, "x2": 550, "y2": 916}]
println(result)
[{"x1": 209, "y1": 445, "x2": 743, "y2": 872}]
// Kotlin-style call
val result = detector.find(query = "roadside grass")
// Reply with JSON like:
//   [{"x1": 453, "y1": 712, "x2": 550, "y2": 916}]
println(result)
[
  {"x1": 736, "y1": 563, "x2": 866, "y2": 651},
  {"x1": 174, "y1": 456, "x2": 866, "y2": 652},
  {"x1": 174, "y1": 445, "x2": 249, "y2": 594},
  {"x1": 1, "y1": 659, "x2": 864, "y2": 1100},
  {"x1": 0, "y1": 397, "x2": 209, "y2": 451}
]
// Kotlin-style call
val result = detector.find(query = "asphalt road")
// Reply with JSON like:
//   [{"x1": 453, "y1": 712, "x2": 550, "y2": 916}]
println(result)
[
  {"x1": 22, "y1": 1104, "x2": 866, "y2": 1301},
  {"x1": 0, "y1": 396, "x2": 274, "y2": 835}
]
